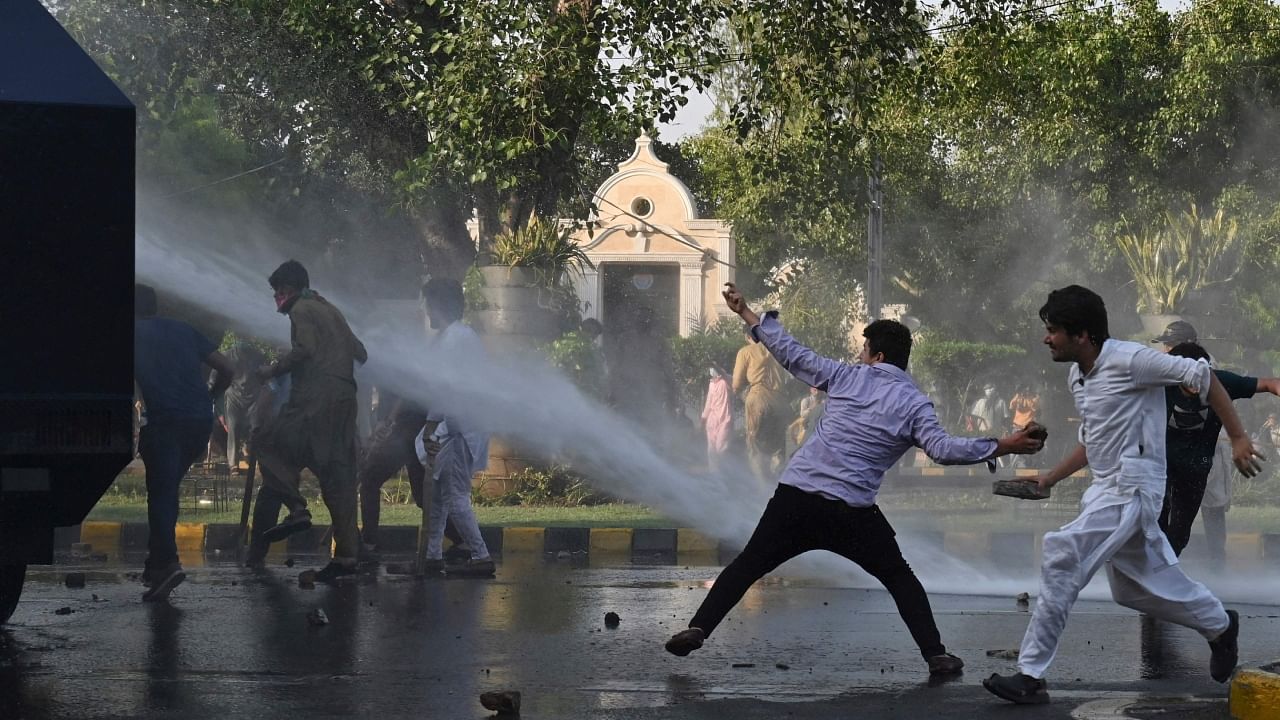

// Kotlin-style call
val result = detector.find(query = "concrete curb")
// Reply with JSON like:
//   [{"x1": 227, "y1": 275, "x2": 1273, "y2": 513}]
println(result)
[
  {"x1": 1230, "y1": 660, "x2": 1280, "y2": 720},
  {"x1": 57, "y1": 523, "x2": 1280, "y2": 568},
  {"x1": 60, "y1": 522, "x2": 730, "y2": 559}
]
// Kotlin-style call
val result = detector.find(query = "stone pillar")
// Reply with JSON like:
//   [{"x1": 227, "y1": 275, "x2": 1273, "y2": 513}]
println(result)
[
  {"x1": 679, "y1": 261, "x2": 704, "y2": 336},
  {"x1": 577, "y1": 267, "x2": 602, "y2": 320}
]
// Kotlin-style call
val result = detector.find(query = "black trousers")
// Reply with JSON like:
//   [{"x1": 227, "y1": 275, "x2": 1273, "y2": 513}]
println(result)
[
  {"x1": 1159, "y1": 464, "x2": 1212, "y2": 557},
  {"x1": 689, "y1": 483, "x2": 946, "y2": 660}
]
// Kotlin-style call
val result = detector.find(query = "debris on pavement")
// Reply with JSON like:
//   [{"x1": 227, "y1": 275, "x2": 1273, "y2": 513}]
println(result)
[
  {"x1": 298, "y1": 570, "x2": 317, "y2": 588},
  {"x1": 604, "y1": 612, "x2": 620, "y2": 628},
  {"x1": 54, "y1": 607, "x2": 72, "y2": 615},
  {"x1": 986, "y1": 649, "x2": 1019, "y2": 660},
  {"x1": 306, "y1": 608, "x2": 328, "y2": 626},
  {"x1": 479, "y1": 690, "x2": 521, "y2": 716},
  {"x1": 775, "y1": 663, "x2": 790, "y2": 670}
]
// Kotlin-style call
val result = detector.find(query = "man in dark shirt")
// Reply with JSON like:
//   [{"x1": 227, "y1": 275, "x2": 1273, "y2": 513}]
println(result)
[
  {"x1": 133, "y1": 284, "x2": 234, "y2": 601},
  {"x1": 1161, "y1": 342, "x2": 1279, "y2": 555}
]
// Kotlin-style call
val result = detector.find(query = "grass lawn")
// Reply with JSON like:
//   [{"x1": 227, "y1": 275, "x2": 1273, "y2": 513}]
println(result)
[
  {"x1": 90, "y1": 472, "x2": 1280, "y2": 533},
  {"x1": 86, "y1": 499, "x2": 674, "y2": 528}
]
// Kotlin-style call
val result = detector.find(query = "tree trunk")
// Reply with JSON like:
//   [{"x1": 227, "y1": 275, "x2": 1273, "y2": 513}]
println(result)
[{"x1": 410, "y1": 191, "x2": 474, "y2": 281}]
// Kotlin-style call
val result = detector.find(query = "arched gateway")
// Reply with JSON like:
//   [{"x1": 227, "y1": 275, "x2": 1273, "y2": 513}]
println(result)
[{"x1": 569, "y1": 132, "x2": 735, "y2": 337}]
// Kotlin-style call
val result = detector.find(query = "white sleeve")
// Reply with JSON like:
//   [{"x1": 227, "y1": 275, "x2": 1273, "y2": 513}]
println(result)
[
  {"x1": 1130, "y1": 347, "x2": 1213, "y2": 403},
  {"x1": 413, "y1": 425, "x2": 430, "y2": 465}
]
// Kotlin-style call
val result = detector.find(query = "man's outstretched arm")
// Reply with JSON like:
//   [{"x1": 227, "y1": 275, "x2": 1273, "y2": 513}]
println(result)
[
  {"x1": 722, "y1": 283, "x2": 840, "y2": 390},
  {"x1": 1205, "y1": 372, "x2": 1266, "y2": 477},
  {"x1": 911, "y1": 404, "x2": 1043, "y2": 465}
]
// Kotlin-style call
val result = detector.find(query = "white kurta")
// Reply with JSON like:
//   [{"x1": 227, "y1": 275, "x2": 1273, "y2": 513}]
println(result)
[{"x1": 1018, "y1": 339, "x2": 1230, "y2": 678}]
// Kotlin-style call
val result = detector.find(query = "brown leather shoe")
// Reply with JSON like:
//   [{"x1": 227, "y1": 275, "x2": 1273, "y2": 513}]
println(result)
[
  {"x1": 927, "y1": 652, "x2": 965, "y2": 675},
  {"x1": 665, "y1": 627, "x2": 705, "y2": 657}
]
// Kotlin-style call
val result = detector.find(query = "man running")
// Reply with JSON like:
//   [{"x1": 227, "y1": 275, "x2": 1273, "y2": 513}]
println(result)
[
  {"x1": 984, "y1": 286, "x2": 1263, "y2": 704},
  {"x1": 254, "y1": 260, "x2": 368, "y2": 583},
  {"x1": 1159, "y1": 342, "x2": 1279, "y2": 557}
]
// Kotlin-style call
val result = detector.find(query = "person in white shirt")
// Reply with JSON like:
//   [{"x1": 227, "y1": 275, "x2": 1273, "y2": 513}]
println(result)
[
  {"x1": 984, "y1": 285, "x2": 1265, "y2": 705},
  {"x1": 418, "y1": 278, "x2": 494, "y2": 577}
]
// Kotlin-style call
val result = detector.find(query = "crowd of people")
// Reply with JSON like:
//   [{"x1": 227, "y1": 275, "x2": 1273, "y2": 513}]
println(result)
[
  {"x1": 134, "y1": 267, "x2": 1272, "y2": 705},
  {"x1": 132, "y1": 262, "x2": 498, "y2": 601}
]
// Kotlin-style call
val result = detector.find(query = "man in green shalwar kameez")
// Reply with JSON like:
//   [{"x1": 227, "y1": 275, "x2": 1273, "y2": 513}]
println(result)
[{"x1": 256, "y1": 260, "x2": 368, "y2": 583}]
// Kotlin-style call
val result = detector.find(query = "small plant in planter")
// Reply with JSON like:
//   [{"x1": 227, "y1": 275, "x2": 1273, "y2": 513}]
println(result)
[{"x1": 488, "y1": 218, "x2": 594, "y2": 287}]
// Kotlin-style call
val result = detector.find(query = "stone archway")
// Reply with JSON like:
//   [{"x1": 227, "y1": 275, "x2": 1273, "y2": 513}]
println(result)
[{"x1": 568, "y1": 132, "x2": 734, "y2": 336}]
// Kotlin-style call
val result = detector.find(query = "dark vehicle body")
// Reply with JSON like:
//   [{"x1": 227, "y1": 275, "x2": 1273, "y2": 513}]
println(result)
[{"x1": 0, "y1": 0, "x2": 136, "y2": 621}]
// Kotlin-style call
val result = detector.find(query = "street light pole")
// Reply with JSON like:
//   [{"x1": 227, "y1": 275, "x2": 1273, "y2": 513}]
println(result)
[{"x1": 867, "y1": 155, "x2": 884, "y2": 321}]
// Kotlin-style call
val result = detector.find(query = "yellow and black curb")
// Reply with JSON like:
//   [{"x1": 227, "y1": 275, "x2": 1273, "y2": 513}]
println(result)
[
  {"x1": 1231, "y1": 660, "x2": 1280, "y2": 720},
  {"x1": 60, "y1": 522, "x2": 729, "y2": 560},
  {"x1": 60, "y1": 523, "x2": 1280, "y2": 568}
]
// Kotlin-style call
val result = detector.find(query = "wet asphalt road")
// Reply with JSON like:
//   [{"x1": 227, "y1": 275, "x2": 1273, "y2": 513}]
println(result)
[{"x1": 2, "y1": 554, "x2": 1276, "y2": 719}]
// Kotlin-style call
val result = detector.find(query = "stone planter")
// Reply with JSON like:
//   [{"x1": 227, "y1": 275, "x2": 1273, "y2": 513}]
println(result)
[
  {"x1": 475, "y1": 436, "x2": 536, "y2": 486},
  {"x1": 475, "y1": 266, "x2": 561, "y2": 481},
  {"x1": 478, "y1": 265, "x2": 543, "y2": 290},
  {"x1": 474, "y1": 265, "x2": 559, "y2": 346},
  {"x1": 472, "y1": 307, "x2": 560, "y2": 337}
]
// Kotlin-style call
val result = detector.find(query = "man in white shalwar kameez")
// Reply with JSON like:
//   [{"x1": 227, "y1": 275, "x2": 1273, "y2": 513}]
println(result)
[
  {"x1": 983, "y1": 286, "x2": 1265, "y2": 705},
  {"x1": 417, "y1": 278, "x2": 494, "y2": 578}
]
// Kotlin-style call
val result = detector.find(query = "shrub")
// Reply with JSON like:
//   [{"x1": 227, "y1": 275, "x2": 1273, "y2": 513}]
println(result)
[
  {"x1": 543, "y1": 331, "x2": 607, "y2": 399},
  {"x1": 472, "y1": 465, "x2": 608, "y2": 507}
]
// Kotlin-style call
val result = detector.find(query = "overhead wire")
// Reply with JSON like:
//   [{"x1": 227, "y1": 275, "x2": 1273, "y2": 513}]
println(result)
[{"x1": 159, "y1": 156, "x2": 288, "y2": 199}]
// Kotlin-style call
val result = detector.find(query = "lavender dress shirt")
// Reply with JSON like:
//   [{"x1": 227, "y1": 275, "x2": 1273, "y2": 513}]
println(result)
[{"x1": 753, "y1": 313, "x2": 998, "y2": 508}]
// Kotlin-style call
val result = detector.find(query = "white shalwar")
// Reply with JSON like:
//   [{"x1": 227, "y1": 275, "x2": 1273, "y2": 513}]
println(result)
[
  {"x1": 422, "y1": 321, "x2": 491, "y2": 562},
  {"x1": 1018, "y1": 339, "x2": 1230, "y2": 679}
]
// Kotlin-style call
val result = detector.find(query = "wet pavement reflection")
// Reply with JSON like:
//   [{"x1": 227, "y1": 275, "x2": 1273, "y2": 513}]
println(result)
[{"x1": 1, "y1": 553, "x2": 1273, "y2": 719}]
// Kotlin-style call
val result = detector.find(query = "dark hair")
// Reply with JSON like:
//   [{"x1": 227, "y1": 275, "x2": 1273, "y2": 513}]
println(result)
[
  {"x1": 135, "y1": 283, "x2": 158, "y2": 317},
  {"x1": 421, "y1": 277, "x2": 465, "y2": 323},
  {"x1": 268, "y1": 260, "x2": 309, "y2": 291},
  {"x1": 1168, "y1": 342, "x2": 1210, "y2": 362},
  {"x1": 863, "y1": 319, "x2": 912, "y2": 370},
  {"x1": 1039, "y1": 285, "x2": 1109, "y2": 347}
]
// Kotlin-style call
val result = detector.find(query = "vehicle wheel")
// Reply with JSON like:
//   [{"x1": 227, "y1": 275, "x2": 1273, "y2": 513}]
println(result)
[{"x1": 0, "y1": 563, "x2": 27, "y2": 625}]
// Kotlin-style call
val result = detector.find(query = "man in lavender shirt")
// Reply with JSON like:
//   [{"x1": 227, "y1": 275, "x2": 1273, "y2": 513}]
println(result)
[{"x1": 665, "y1": 283, "x2": 1045, "y2": 675}]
